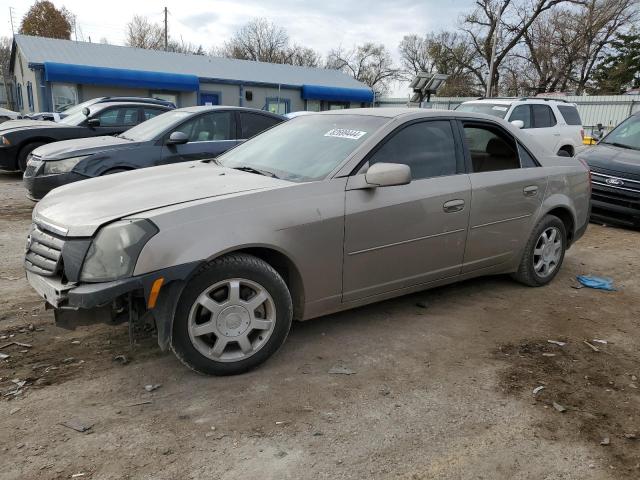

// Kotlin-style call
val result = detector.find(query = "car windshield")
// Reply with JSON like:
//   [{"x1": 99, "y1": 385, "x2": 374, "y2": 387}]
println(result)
[
  {"x1": 58, "y1": 98, "x2": 99, "y2": 114},
  {"x1": 601, "y1": 114, "x2": 640, "y2": 150},
  {"x1": 456, "y1": 103, "x2": 510, "y2": 119},
  {"x1": 217, "y1": 114, "x2": 388, "y2": 182},
  {"x1": 118, "y1": 111, "x2": 190, "y2": 141}
]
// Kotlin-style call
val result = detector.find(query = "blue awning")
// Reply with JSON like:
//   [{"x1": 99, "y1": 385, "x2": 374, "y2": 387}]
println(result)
[
  {"x1": 43, "y1": 62, "x2": 199, "y2": 92},
  {"x1": 302, "y1": 84, "x2": 373, "y2": 103}
]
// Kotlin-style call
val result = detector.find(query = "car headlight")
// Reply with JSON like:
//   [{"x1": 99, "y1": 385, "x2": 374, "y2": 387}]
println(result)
[
  {"x1": 0, "y1": 135, "x2": 10, "y2": 146},
  {"x1": 43, "y1": 155, "x2": 90, "y2": 175},
  {"x1": 80, "y1": 219, "x2": 158, "y2": 282}
]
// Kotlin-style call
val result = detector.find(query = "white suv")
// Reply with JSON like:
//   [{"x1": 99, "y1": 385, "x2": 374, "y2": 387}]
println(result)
[{"x1": 456, "y1": 98, "x2": 584, "y2": 156}]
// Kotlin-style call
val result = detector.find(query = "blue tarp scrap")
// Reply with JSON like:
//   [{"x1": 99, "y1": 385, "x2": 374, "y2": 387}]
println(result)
[{"x1": 576, "y1": 275, "x2": 617, "y2": 291}]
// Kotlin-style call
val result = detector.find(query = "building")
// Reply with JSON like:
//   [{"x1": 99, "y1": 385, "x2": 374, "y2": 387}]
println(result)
[{"x1": 9, "y1": 34, "x2": 373, "y2": 115}]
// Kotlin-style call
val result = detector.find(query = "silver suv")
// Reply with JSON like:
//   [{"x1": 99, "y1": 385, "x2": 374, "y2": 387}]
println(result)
[
  {"x1": 25, "y1": 109, "x2": 590, "y2": 375},
  {"x1": 457, "y1": 98, "x2": 584, "y2": 157}
]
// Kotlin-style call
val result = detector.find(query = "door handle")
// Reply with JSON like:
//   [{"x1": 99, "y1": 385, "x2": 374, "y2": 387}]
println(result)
[
  {"x1": 523, "y1": 185, "x2": 539, "y2": 197},
  {"x1": 443, "y1": 199, "x2": 465, "y2": 213}
]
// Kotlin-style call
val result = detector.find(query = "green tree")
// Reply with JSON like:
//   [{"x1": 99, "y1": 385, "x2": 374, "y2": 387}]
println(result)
[
  {"x1": 19, "y1": 1, "x2": 73, "y2": 40},
  {"x1": 591, "y1": 29, "x2": 640, "y2": 93}
]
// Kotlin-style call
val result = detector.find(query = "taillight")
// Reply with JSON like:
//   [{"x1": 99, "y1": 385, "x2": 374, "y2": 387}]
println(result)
[
  {"x1": 580, "y1": 128, "x2": 585, "y2": 140},
  {"x1": 578, "y1": 157, "x2": 592, "y2": 191}
]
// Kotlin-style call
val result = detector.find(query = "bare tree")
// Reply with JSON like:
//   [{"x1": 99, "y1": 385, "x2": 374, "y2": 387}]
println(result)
[
  {"x1": 284, "y1": 45, "x2": 322, "y2": 67},
  {"x1": 326, "y1": 43, "x2": 399, "y2": 95},
  {"x1": 220, "y1": 18, "x2": 288, "y2": 63},
  {"x1": 125, "y1": 15, "x2": 164, "y2": 50}
]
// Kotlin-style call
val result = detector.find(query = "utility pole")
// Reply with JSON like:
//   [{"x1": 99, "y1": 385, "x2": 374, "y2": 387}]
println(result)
[
  {"x1": 9, "y1": 7, "x2": 15, "y2": 35},
  {"x1": 164, "y1": 7, "x2": 168, "y2": 51},
  {"x1": 485, "y1": 10, "x2": 502, "y2": 98}
]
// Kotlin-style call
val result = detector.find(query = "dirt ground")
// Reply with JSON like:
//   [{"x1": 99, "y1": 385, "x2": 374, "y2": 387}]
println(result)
[{"x1": 0, "y1": 171, "x2": 638, "y2": 480}]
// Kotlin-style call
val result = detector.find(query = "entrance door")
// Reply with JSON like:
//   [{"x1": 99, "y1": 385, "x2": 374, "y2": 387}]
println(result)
[{"x1": 200, "y1": 93, "x2": 220, "y2": 106}]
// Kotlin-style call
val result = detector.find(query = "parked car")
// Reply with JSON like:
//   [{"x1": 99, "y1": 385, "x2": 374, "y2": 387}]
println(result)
[
  {"x1": 22, "y1": 96, "x2": 177, "y2": 122},
  {"x1": 24, "y1": 109, "x2": 590, "y2": 375},
  {"x1": 23, "y1": 106, "x2": 285, "y2": 200},
  {"x1": 0, "y1": 107, "x2": 19, "y2": 123},
  {"x1": 456, "y1": 98, "x2": 584, "y2": 156},
  {"x1": 577, "y1": 111, "x2": 640, "y2": 228},
  {"x1": 0, "y1": 101, "x2": 174, "y2": 172}
]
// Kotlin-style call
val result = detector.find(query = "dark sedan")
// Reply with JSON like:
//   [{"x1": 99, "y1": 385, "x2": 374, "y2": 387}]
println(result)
[
  {"x1": 0, "y1": 101, "x2": 174, "y2": 171},
  {"x1": 578, "y1": 111, "x2": 640, "y2": 228},
  {"x1": 23, "y1": 106, "x2": 285, "y2": 200}
]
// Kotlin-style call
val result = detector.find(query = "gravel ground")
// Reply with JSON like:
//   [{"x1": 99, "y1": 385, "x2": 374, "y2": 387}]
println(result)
[{"x1": 0, "y1": 171, "x2": 638, "y2": 480}]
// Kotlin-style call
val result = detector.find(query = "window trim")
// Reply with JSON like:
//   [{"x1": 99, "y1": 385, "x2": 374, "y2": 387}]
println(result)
[
  {"x1": 457, "y1": 119, "x2": 539, "y2": 173},
  {"x1": 350, "y1": 117, "x2": 465, "y2": 179}
]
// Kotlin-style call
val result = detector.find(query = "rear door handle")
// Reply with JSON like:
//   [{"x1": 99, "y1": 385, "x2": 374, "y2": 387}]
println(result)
[
  {"x1": 443, "y1": 199, "x2": 465, "y2": 213},
  {"x1": 523, "y1": 185, "x2": 539, "y2": 197}
]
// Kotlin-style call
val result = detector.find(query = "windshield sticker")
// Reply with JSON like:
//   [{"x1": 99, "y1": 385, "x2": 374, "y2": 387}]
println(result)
[
  {"x1": 492, "y1": 106, "x2": 508, "y2": 111},
  {"x1": 324, "y1": 128, "x2": 367, "y2": 140}
]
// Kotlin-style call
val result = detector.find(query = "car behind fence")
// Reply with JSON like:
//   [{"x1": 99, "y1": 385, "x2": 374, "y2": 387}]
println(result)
[{"x1": 377, "y1": 95, "x2": 640, "y2": 135}]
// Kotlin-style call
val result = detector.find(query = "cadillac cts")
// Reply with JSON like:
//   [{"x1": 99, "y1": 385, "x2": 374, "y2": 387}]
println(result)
[{"x1": 25, "y1": 109, "x2": 590, "y2": 375}]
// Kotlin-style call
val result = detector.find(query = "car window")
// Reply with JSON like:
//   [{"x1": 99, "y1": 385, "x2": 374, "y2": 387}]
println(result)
[
  {"x1": 531, "y1": 104, "x2": 557, "y2": 128},
  {"x1": 557, "y1": 105, "x2": 582, "y2": 125},
  {"x1": 97, "y1": 107, "x2": 139, "y2": 127},
  {"x1": 366, "y1": 121, "x2": 457, "y2": 180},
  {"x1": 173, "y1": 112, "x2": 235, "y2": 142},
  {"x1": 509, "y1": 105, "x2": 532, "y2": 128},
  {"x1": 142, "y1": 107, "x2": 166, "y2": 121},
  {"x1": 240, "y1": 113, "x2": 281, "y2": 139},
  {"x1": 601, "y1": 114, "x2": 640, "y2": 150},
  {"x1": 463, "y1": 124, "x2": 520, "y2": 172},
  {"x1": 517, "y1": 143, "x2": 539, "y2": 168}
]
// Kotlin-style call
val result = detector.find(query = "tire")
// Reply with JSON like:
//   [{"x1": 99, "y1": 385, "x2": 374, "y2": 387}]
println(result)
[
  {"x1": 557, "y1": 146, "x2": 573, "y2": 157},
  {"x1": 18, "y1": 142, "x2": 46, "y2": 171},
  {"x1": 513, "y1": 215, "x2": 567, "y2": 287},
  {"x1": 171, "y1": 253, "x2": 293, "y2": 375}
]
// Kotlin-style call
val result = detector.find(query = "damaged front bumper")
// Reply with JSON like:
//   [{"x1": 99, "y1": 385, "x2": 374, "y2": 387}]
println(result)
[{"x1": 26, "y1": 261, "x2": 201, "y2": 349}]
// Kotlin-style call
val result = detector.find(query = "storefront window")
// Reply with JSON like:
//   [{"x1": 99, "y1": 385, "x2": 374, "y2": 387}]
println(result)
[
  {"x1": 52, "y1": 83, "x2": 78, "y2": 112},
  {"x1": 265, "y1": 98, "x2": 290, "y2": 114},
  {"x1": 306, "y1": 100, "x2": 321, "y2": 112}
]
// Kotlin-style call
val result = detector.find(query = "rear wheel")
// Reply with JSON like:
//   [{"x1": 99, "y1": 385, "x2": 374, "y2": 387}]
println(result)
[
  {"x1": 513, "y1": 215, "x2": 567, "y2": 287},
  {"x1": 18, "y1": 142, "x2": 46, "y2": 171},
  {"x1": 171, "y1": 253, "x2": 293, "y2": 375}
]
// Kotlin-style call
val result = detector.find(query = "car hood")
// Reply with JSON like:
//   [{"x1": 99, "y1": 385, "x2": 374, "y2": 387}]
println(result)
[
  {"x1": 0, "y1": 119, "x2": 71, "y2": 134},
  {"x1": 33, "y1": 161, "x2": 291, "y2": 237},
  {"x1": 580, "y1": 143, "x2": 640, "y2": 177},
  {"x1": 34, "y1": 135, "x2": 141, "y2": 160}
]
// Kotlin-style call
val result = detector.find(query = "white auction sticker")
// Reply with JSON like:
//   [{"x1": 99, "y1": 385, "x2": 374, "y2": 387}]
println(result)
[
  {"x1": 492, "y1": 106, "x2": 508, "y2": 111},
  {"x1": 324, "y1": 128, "x2": 367, "y2": 140}
]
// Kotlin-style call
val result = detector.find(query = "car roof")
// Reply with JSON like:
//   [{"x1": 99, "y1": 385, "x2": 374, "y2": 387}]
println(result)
[
  {"x1": 314, "y1": 107, "x2": 512, "y2": 122},
  {"x1": 461, "y1": 97, "x2": 577, "y2": 107},
  {"x1": 89, "y1": 101, "x2": 174, "y2": 110},
  {"x1": 175, "y1": 105, "x2": 285, "y2": 118}
]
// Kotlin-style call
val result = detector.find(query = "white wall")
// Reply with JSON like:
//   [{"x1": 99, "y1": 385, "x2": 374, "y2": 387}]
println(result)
[{"x1": 12, "y1": 46, "x2": 40, "y2": 113}]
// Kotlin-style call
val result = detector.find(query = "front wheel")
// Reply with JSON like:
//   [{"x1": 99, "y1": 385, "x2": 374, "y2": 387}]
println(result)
[
  {"x1": 171, "y1": 253, "x2": 293, "y2": 375},
  {"x1": 513, "y1": 215, "x2": 567, "y2": 287}
]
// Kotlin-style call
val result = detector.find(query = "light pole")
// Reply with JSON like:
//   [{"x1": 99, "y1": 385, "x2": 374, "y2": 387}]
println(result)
[{"x1": 485, "y1": 10, "x2": 502, "y2": 98}]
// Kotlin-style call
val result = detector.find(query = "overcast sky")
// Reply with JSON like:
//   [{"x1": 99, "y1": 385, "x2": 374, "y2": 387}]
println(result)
[{"x1": 0, "y1": 0, "x2": 474, "y2": 96}]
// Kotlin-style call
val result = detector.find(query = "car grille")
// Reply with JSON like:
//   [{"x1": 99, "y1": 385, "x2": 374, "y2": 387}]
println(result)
[
  {"x1": 24, "y1": 223, "x2": 66, "y2": 277},
  {"x1": 24, "y1": 155, "x2": 43, "y2": 177}
]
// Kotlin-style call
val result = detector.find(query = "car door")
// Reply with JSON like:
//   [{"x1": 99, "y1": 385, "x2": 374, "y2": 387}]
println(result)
[
  {"x1": 160, "y1": 111, "x2": 237, "y2": 164},
  {"x1": 458, "y1": 120, "x2": 548, "y2": 273},
  {"x1": 89, "y1": 106, "x2": 140, "y2": 136},
  {"x1": 342, "y1": 119, "x2": 471, "y2": 302},
  {"x1": 526, "y1": 104, "x2": 560, "y2": 152}
]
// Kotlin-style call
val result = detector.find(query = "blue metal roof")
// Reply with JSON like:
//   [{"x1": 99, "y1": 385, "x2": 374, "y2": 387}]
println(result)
[
  {"x1": 43, "y1": 62, "x2": 199, "y2": 91},
  {"x1": 302, "y1": 84, "x2": 374, "y2": 103}
]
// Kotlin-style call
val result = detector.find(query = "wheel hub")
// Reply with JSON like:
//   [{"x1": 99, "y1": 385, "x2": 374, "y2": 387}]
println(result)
[{"x1": 216, "y1": 305, "x2": 251, "y2": 337}]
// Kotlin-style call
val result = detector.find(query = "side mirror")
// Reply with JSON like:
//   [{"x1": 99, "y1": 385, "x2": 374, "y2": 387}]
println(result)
[
  {"x1": 510, "y1": 120, "x2": 524, "y2": 129},
  {"x1": 82, "y1": 107, "x2": 90, "y2": 117},
  {"x1": 166, "y1": 131, "x2": 189, "y2": 145},
  {"x1": 365, "y1": 162, "x2": 411, "y2": 188},
  {"x1": 87, "y1": 118, "x2": 100, "y2": 127},
  {"x1": 597, "y1": 123, "x2": 603, "y2": 132}
]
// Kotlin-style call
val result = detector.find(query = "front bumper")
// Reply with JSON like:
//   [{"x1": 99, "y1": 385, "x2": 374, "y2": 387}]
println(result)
[
  {"x1": 23, "y1": 168, "x2": 87, "y2": 201},
  {"x1": 26, "y1": 262, "x2": 200, "y2": 310},
  {"x1": 0, "y1": 145, "x2": 19, "y2": 171},
  {"x1": 590, "y1": 182, "x2": 640, "y2": 229}
]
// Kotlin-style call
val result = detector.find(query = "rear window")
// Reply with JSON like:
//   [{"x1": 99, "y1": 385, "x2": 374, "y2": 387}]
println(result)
[{"x1": 557, "y1": 105, "x2": 582, "y2": 125}]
